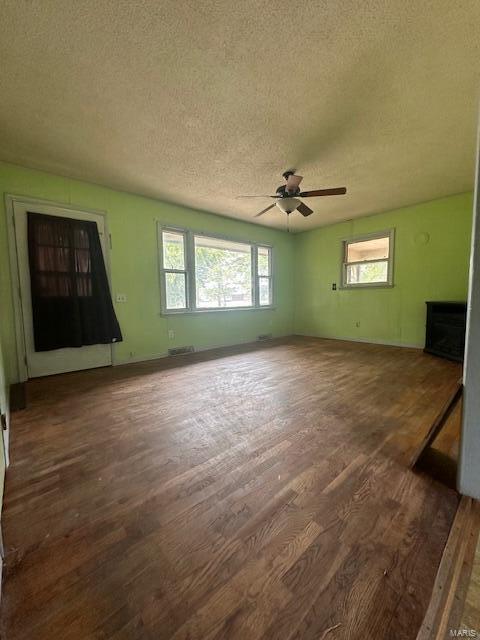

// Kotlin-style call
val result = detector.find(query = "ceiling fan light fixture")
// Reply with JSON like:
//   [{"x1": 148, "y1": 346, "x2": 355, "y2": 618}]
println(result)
[{"x1": 275, "y1": 198, "x2": 300, "y2": 214}]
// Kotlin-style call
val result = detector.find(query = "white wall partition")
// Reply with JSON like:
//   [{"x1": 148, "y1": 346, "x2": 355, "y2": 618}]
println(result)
[{"x1": 459, "y1": 120, "x2": 480, "y2": 499}]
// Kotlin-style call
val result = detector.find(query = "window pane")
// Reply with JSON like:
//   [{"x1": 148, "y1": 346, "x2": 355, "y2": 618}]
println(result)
[
  {"x1": 346, "y1": 236, "x2": 389, "y2": 262},
  {"x1": 165, "y1": 271, "x2": 186, "y2": 309},
  {"x1": 195, "y1": 235, "x2": 252, "y2": 308},
  {"x1": 259, "y1": 276, "x2": 271, "y2": 306},
  {"x1": 258, "y1": 246, "x2": 270, "y2": 276},
  {"x1": 346, "y1": 260, "x2": 388, "y2": 284},
  {"x1": 163, "y1": 231, "x2": 185, "y2": 270}
]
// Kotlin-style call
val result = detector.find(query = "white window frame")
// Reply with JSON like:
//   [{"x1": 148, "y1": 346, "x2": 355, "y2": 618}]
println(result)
[
  {"x1": 158, "y1": 225, "x2": 274, "y2": 314},
  {"x1": 341, "y1": 229, "x2": 395, "y2": 289},
  {"x1": 257, "y1": 245, "x2": 273, "y2": 307},
  {"x1": 161, "y1": 228, "x2": 189, "y2": 311}
]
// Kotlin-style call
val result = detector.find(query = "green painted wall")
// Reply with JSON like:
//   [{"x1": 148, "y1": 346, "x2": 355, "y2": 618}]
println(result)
[
  {"x1": 0, "y1": 161, "x2": 296, "y2": 385},
  {"x1": 294, "y1": 192, "x2": 473, "y2": 346},
  {"x1": 0, "y1": 160, "x2": 473, "y2": 387}
]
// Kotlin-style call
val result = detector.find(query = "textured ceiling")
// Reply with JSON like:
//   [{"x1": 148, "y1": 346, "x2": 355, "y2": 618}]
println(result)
[{"x1": 1, "y1": 1, "x2": 479, "y2": 232}]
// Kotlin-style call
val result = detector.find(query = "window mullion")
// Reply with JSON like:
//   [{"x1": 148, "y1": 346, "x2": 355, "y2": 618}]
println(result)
[
  {"x1": 252, "y1": 245, "x2": 258, "y2": 307},
  {"x1": 346, "y1": 258, "x2": 389, "y2": 266},
  {"x1": 268, "y1": 247, "x2": 272, "y2": 305},
  {"x1": 187, "y1": 231, "x2": 196, "y2": 311}
]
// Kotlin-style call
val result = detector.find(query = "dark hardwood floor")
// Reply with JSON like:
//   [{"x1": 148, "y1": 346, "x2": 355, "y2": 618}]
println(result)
[{"x1": 1, "y1": 337, "x2": 463, "y2": 639}]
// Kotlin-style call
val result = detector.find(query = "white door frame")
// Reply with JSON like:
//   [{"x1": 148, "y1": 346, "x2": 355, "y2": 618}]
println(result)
[
  {"x1": 459, "y1": 116, "x2": 480, "y2": 500},
  {"x1": 5, "y1": 194, "x2": 113, "y2": 382}
]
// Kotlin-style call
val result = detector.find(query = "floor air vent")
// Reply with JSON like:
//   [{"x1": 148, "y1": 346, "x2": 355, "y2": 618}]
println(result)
[
  {"x1": 168, "y1": 346, "x2": 194, "y2": 356},
  {"x1": 257, "y1": 333, "x2": 273, "y2": 341}
]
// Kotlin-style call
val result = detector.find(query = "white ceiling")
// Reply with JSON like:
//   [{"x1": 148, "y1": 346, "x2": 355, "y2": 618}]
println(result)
[{"x1": 1, "y1": 1, "x2": 479, "y2": 232}]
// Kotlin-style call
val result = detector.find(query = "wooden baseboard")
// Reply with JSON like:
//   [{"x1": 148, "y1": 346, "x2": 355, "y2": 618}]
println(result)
[
  {"x1": 113, "y1": 334, "x2": 293, "y2": 366},
  {"x1": 416, "y1": 496, "x2": 480, "y2": 639},
  {"x1": 292, "y1": 332, "x2": 423, "y2": 349}
]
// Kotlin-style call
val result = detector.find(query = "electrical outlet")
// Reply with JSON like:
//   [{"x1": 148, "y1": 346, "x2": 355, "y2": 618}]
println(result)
[
  {"x1": 332, "y1": 283, "x2": 337, "y2": 290},
  {"x1": 168, "y1": 329, "x2": 175, "y2": 339},
  {"x1": 116, "y1": 293, "x2": 127, "y2": 303},
  {"x1": 355, "y1": 321, "x2": 361, "y2": 328}
]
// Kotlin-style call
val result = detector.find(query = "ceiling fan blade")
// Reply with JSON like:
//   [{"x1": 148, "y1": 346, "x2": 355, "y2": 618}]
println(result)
[
  {"x1": 297, "y1": 202, "x2": 313, "y2": 217},
  {"x1": 285, "y1": 174, "x2": 303, "y2": 192},
  {"x1": 299, "y1": 187, "x2": 347, "y2": 198},
  {"x1": 236, "y1": 195, "x2": 276, "y2": 199},
  {"x1": 254, "y1": 203, "x2": 276, "y2": 218}
]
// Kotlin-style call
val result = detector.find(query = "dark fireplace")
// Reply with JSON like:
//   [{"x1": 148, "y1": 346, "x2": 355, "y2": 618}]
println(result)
[{"x1": 424, "y1": 301, "x2": 467, "y2": 362}]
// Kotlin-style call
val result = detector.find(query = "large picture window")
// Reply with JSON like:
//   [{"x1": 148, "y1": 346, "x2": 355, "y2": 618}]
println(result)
[
  {"x1": 341, "y1": 230, "x2": 394, "y2": 288},
  {"x1": 159, "y1": 227, "x2": 273, "y2": 313}
]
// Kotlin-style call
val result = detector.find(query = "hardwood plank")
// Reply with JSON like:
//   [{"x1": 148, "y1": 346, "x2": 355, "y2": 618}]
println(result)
[
  {"x1": 0, "y1": 337, "x2": 463, "y2": 639},
  {"x1": 9, "y1": 382, "x2": 26, "y2": 412},
  {"x1": 416, "y1": 495, "x2": 480, "y2": 640},
  {"x1": 461, "y1": 520, "x2": 480, "y2": 632}
]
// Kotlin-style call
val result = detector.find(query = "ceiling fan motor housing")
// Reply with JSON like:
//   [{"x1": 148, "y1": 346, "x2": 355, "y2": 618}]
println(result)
[{"x1": 276, "y1": 184, "x2": 300, "y2": 197}]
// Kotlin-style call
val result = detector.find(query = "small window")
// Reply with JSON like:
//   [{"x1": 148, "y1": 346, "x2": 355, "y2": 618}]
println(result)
[
  {"x1": 257, "y1": 246, "x2": 272, "y2": 306},
  {"x1": 342, "y1": 230, "x2": 394, "y2": 288},
  {"x1": 162, "y1": 230, "x2": 187, "y2": 309}
]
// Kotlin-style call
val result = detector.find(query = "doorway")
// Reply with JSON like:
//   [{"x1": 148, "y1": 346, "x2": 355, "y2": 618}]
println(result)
[{"x1": 7, "y1": 196, "x2": 114, "y2": 379}]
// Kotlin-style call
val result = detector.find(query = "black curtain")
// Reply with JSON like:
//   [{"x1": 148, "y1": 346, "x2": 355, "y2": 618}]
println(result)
[{"x1": 27, "y1": 212, "x2": 123, "y2": 352}]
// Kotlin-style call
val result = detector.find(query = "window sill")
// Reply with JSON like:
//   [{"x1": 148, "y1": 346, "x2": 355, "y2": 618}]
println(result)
[
  {"x1": 340, "y1": 283, "x2": 394, "y2": 290},
  {"x1": 161, "y1": 306, "x2": 276, "y2": 316}
]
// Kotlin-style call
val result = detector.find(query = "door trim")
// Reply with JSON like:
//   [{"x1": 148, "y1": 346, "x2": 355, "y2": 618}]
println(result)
[{"x1": 4, "y1": 194, "x2": 113, "y2": 382}]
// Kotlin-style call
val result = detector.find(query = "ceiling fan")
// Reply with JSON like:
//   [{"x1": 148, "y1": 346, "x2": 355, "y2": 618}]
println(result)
[{"x1": 238, "y1": 170, "x2": 347, "y2": 218}]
